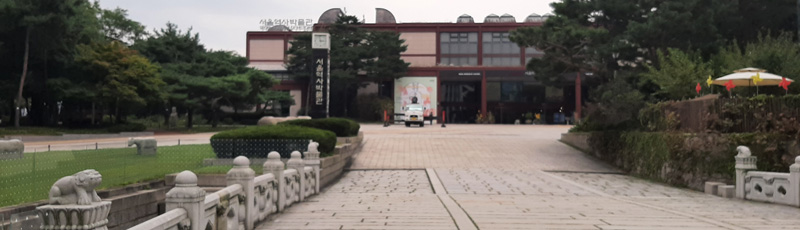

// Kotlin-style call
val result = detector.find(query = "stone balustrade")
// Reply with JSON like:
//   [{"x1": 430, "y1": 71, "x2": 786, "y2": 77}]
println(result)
[
  {"x1": 734, "y1": 146, "x2": 800, "y2": 207},
  {"x1": 129, "y1": 149, "x2": 320, "y2": 230}
]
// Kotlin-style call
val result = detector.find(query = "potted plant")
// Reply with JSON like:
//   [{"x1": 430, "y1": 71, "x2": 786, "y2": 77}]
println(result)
[{"x1": 524, "y1": 112, "x2": 534, "y2": 124}]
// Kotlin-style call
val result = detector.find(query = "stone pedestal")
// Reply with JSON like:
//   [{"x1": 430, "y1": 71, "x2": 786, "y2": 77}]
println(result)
[
  {"x1": 735, "y1": 155, "x2": 757, "y2": 199},
  {"x1": 36, "y1": 201, "x2": 112, "y2": 230}
]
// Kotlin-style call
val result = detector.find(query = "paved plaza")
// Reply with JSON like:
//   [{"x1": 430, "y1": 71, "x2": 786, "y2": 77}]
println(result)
[{"x1": 258, "y1": 124, "x2": 800, "y2": 230}]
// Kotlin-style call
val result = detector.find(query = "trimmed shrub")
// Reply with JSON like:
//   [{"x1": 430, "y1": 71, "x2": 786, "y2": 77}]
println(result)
[
  {"x1": 210, "y1": 125, "x2": 336, "y2": 158},
  {"x1": 587, "y1": 131, "x2": 799, "y2": 190},
  {"x1": 107, "y1": 122, "x2": 147, "y2": 133},
  {"x1": 279, "y1": 118, "x2": 360, "y2": 137}
]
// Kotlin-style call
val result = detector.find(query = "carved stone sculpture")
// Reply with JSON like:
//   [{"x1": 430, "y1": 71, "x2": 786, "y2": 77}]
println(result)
[
  {"x1": 307, "y1": 140, "x2": 320, "y2": 154},
  {"x1": 128, "y1": 137, "x2": 157, "y2": 155},
  {"x1": 39, "y1": 169, "x2": 111, "y2": 230},
  {"x1": 0, "y1": 139, "x2": 24, "y2": 159},
  {"x1": 736, "y1": 146, "x2": 752, "y2": 157},
  {"x1": 49, "y1": 169, "x2": 103, "y2": 205}
]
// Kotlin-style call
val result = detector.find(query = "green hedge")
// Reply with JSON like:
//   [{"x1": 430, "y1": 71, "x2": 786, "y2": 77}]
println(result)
[
  {"x1": 107, "y1": 122, "x2": 147, "y2": 133},
  {"x1": 587, "y1": 131, "x2": 798, "y2": 190},
  {"x1": 279, "y1": 118, "x2": 360, "y2": 137},
  {"x1": 211, "y1": 125, "x2": 336, "y2": 154}
]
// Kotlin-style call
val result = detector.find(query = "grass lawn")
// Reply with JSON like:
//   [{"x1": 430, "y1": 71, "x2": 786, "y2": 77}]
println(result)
[
  {"x1": 0, "y1": 144, "x2": 217, "y2": 207},
  {"x1": 0, "y1": 125, "x2": 244, "y2": 137}
]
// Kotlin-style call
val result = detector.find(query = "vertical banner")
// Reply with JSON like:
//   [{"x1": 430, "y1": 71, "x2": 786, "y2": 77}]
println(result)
[
  {"x1": 310, "y1": 49, "x2": 329, "y2": 118},
  {"x1": 310, "y1": 33, "x2": 330, "y2": 118}
]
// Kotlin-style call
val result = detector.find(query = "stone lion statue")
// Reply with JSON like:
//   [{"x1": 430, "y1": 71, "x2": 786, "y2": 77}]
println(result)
[
  {"x1": 307, "y1": 140, "x2": 320, "y2": 153},
  {"x1": 128, "y1": 138, "x2": 157, "y2": 155},
  {"x1": 0, "y1": 139, "x2": 24, "y2": 153},
  {"x1": 49, "y1": 169, "x2": 103, "y2": 205},
  {"x1": 736, "y1": 146, "x2": 751, "y2": 157}
]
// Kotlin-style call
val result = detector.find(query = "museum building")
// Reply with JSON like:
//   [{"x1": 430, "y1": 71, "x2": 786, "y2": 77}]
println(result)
[{"x1": 246, "y1": 8, "x2": 583, "y2": 124}]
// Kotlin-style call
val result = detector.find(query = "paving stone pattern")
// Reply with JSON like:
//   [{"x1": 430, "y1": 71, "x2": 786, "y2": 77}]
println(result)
[{"x1": 257, "y1": 125, "x2": 800, "y2": 230}]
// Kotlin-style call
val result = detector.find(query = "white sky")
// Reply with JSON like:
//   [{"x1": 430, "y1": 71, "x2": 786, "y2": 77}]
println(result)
[{"x1": 97, "y1": 0, "x2": 557, "y2": 56}]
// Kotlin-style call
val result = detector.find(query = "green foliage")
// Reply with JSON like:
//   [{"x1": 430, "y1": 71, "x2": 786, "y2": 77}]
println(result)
[
  {"x1": 106, "y1": 122, "x2": 146, "y2": 133},
  {"x1": 510, "y1": 15, "x2": 609, "y2": 86},
  {"x1": 713, "y1": 33, "x2": 800, "y2": 84},
  {"x1": 581, "y1": 75, "x2": 645, "y2": 131},
  {"x1": 211, "y1": 125, "x2": 336, "y2": 154},
  {"x1": 587, "y1": 131, "x2": 798, "y2": 189},
  {"x1": 73, "y1": 41, "x2": 165, "y2": 107},
  {"x1": 638, "y1": 102, "x2": 680, "y2": 132},
  {"x1": 642, "y1": 48, "x2": 712, "y2": 100},
  {"x1": 133, "y1": 23, "x2": 279, "y2": 128},
  {"x1": 280, "y1": 118, "x2": 360, "y2": 137},
  {"x1": 705, "y1": 95, "x2": 800, "y2": 134},
  {"x1": 355, "y1": 94, "x2": 393, "y2": 122}
]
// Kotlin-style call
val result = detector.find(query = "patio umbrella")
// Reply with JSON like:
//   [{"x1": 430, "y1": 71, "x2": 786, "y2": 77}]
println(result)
[
  {"x1": 712, "y1": 67, "x2": 794, "y2": 95},
  {"x1": 712, "y1": 67, "x2": 792, "y2": 86}
]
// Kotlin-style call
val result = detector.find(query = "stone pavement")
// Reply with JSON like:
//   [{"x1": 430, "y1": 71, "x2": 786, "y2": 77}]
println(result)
[{"x1": 258, "y1": 124, "x2": 800, "y2": 230}]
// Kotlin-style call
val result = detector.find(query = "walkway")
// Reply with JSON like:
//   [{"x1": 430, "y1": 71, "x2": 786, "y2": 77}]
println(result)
[{"x1": 257, "y1": 124, "x2": 800, "y2": 230}]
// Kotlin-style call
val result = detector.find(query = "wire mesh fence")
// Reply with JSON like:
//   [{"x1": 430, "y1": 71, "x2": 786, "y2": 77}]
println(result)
[{"x1": 0, "y1": 139, "x2": 212, "y2": 208}]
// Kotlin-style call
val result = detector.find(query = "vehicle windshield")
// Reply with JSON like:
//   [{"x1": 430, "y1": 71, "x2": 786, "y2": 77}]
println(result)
[{"x1": 406, "y1": 105, "x2": 423, "y2": 111}]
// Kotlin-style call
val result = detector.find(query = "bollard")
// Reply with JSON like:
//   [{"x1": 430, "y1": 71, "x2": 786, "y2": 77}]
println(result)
[
  {"x1": 48, "y1": 145, "x2": 50, "y2": 151},
  {"x1": 95, "y1": 142, "x2": 98, "y2": 150},
  {"x1": 178, "y1": 139, "x2": 181, "y2": 146},
  {"x1": 383, "y1": 110, "x2": 389, "y2": 127},
  {"x1": 441, "y1": 110, "x2": 446, "y2": 128}
]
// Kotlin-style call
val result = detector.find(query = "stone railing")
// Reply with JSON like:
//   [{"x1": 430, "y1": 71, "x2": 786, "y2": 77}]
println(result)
[
  {"x1": 733, "y1": 146, "x2": 800, "y2": 207},
  {"x1": 129, "y1": 149, "x2": 320, "y2": 230}
]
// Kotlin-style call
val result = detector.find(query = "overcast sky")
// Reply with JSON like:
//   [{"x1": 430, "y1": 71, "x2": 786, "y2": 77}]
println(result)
[{"x1": 97, "y1": 0, "x2": 557, "y2": 56}]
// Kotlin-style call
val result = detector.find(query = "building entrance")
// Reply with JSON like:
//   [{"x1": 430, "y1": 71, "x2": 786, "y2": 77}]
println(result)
[{"x1": 441, "y1": 81, "x2": 481, "y2": 123}]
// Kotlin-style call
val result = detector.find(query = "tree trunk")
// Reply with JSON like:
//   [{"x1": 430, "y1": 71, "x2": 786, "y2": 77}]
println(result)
[
  {"x1": 114, "y1": 97, "x2": 121, "y2": 124},
  {"x1": 163, "y1": 106, "x2": 170, "y2": 127},
  {"x1": 91, "y1": 102, "x2": 95, "y2": 126},
  {"x1": 15, "y1": 27, "x2": 31, "y2": 128},
  {"x1": 186, "y1": 108, "x2": 194, "y2": 128}
]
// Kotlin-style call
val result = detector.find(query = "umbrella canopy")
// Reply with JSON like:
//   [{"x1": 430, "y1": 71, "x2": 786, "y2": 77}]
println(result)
[{"x1": 712, "y1": 67, "x2": 793, "y2": 86}]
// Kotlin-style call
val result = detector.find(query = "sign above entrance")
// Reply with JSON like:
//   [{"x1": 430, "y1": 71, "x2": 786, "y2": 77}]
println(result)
[
  {"x1": 259, "y1": 19, "x2": 314, "y2": 31},
  {"x1": 458, "y1": 72, "x2": 481, "y2": 76}
]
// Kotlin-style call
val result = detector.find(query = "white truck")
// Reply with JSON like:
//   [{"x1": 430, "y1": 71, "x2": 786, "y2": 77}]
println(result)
[{"x1": 403, "y1": 104, "x2": 425, "y2": 127}]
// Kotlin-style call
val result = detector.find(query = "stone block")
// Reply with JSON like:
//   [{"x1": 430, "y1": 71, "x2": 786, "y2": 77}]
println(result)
[
  {"x1": 718, "y1": 185, "x2": 735, "y2": 198},
  {"x1": 704, "y1": 182, "x2": 725, "y2": 195}
]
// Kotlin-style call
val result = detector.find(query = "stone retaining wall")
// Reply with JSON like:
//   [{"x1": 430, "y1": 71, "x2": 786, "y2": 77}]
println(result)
[
  {"x1": 559, "y1": 132, "x2": 591, "y2": 153},
  {"x1": 0, "y1": 180, "x2": 167, "y2": 230}
]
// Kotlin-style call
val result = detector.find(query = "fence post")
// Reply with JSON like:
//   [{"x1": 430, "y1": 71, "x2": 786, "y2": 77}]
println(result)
[
  {"x1": 789, "y1": 156, "x2": 800, "y2": 207},
  {"x1": 166, "y1": 171, "x2": 206, "y2": 230},
  {"x1": 304, "y1": 140, "x2": 321, "y2": 193},
  {"x1": 263, "y1": 151, "x2": 285, "y2": 211},
  {"x1": 735, "y1": 146, "x2": 757, "y2": 199},
  {"x1": 287, "y1": 151, "x2": 305, "y2": 201},
  {"x1": 227, "y1": 156, "x2": 255, "y2": 230}
]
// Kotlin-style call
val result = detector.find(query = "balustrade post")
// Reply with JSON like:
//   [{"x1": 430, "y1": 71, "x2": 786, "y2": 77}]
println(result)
[
  {"x1": 789, "y1": 156, "x2": 800, "y2": 207},
  {"x1": 263, "y1": 151, "x2": 285, "y2": 211},
  {"x1": 166, "y1": 171, "x2": 206, "y2": 230},
  {"x1": 304, "y1": 140, "x2": 321, "y2": 193},
  {"x1": 735, "y1": 146, "x2": 757, "y2": 199},
  {"x1": 287, "y1": 151, "x2": 305, "y2": 201},
  {"x1": 227, "y1": 156, "x2": 255, "y2": 230}
]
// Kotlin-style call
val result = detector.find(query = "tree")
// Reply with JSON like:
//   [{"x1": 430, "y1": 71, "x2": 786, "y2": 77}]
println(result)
[
  {"x1": 134, "y1": 23, "x2": 283, "y2": 128},
  {"x1": 510, "y1": 15, "x2": 609, "y2": 86},
  {"x1": 97, "y1": 5, "x2": 146, "y2": 44},
  {"x1": 73, "y1": 41, "x2": 164, "y2": 123},
  {"x1": 0, "y1": 0, "x2": 103, "y2": 127},
  {"x1": 642, "y1": 48, "x2": 713, "y2": 100},
  {"x1": 286, "y1": 15, "x2": 408, "y2": 117}
]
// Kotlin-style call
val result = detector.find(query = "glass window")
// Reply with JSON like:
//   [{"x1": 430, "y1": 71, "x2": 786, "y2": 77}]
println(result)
[{"x1": 440, "y1": 32, "x2": 478, "y2": 66}]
